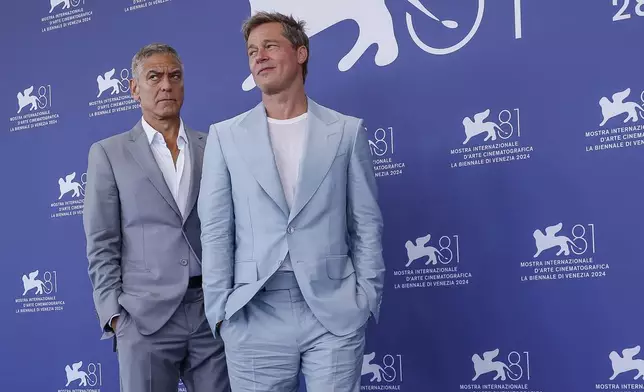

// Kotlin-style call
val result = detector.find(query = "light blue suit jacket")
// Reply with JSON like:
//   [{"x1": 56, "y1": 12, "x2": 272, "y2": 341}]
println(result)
[{"x1": 198, "y1": 98, "x2": 385, "y2": 337}]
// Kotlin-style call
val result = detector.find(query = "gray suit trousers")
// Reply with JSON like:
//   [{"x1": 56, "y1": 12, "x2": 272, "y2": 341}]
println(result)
[{"x1": 115, "y1": 287, "x2": 230, "y2": 392}]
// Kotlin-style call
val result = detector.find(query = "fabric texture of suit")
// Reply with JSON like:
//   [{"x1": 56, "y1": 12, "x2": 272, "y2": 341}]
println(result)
[
  {"x1": 83, "y1": 120, "x2": 229, "y2": 392},
  {"x1": 198, "y1": 98, "x2": 385, "y2": 390}
]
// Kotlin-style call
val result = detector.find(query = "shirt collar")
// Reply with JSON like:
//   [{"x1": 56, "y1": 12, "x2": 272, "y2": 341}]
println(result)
[{"x1": 141, "y1": 116, "x2": 188, "y2": 147}]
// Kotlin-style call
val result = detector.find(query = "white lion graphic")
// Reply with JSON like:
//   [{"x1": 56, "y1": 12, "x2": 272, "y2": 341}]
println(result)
[
  {"x1": 17, "y1": 86, "x2": 38, "y2": 114},
  {"x1": 243, "y1": 0, "x2": 398, "y2": 90},
  {"x1": 22, "y1": 270, "x2": 45, "y2": 296},
  {"x1": 97, "y1": 69, "x2": 120, "y2": 98},
  {"x1": 65, "y1": 361, "x2": 89, "y2": 387},
  {"x1": 472, "y1": 349, "x2": 517, "y2": 381},
  {"x1": 361, "y1": 352, "x2": 393, "y2": 383},
  {"x1": 599, "y1": 88, "x2": 644, "y2": 127},
  {"x1": 404, "y1": 234, "x2": 446, "y2": 267},
  {"x1": 462, "y1": 109, "x2": 509, "y2": 144},
  {"x1": 50, "y1": 0, "x2": 70, "y2": 13},
  {"x1": 533, "y1": 222, "x2": 582, "y2": 258},
  {"x1": 609, "y1": 346, "x2": 644, "y2": 380},
  {"x1": 58, "y1": 172, "x2": 83, "y2": 199}
]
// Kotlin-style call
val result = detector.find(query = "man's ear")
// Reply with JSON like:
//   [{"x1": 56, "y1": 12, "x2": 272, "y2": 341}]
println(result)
[
  {"x1": 297, "y1": 46, "x2": 308, "y2": 65},
  {"x1": 130, "y1": 78, "x2": 139, "y2": 101}
]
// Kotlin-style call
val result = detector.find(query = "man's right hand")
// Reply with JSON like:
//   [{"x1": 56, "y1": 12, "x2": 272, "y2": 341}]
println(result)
[{"x1": 110, "y1": 316, "x2": 119, "y2": 331}]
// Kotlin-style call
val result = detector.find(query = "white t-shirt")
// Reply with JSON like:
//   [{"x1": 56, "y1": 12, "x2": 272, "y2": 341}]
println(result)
[{"x1": 267, "y1": 112, "x2": 308, "y2": 271}]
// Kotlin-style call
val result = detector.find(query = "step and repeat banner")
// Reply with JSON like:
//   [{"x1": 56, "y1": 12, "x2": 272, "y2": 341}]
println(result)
[{"x1": 2, "y1": 0, "x2": 644, "y2": 391}]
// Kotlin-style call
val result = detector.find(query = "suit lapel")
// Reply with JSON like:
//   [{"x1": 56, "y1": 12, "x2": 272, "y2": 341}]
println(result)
[
  {"x1": 233, "y1": 103, "x2": 290, "y2": 217},
  {"x1": 184, "y1": 128, "x2": 205, "y2": 225},
  {"x1": 288, "y1": 99, "x2": 343, "y2": 223},
  {"x1": 127, "y1": 121, "x2": 182, "y2": 219}
]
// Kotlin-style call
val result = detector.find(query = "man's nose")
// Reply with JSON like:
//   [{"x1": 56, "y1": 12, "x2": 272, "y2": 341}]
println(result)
[
  {"x1": 255, "y1": 48, "x2": 269, "y2": 63},
  {"x1": 159, "y1": 74, "x2": 172, "y2": 90}
]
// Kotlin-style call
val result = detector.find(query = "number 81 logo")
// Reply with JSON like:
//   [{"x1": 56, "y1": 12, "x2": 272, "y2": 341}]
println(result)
[{"x1": 366, "y1": 127, "x2": 394, "y2": 157}]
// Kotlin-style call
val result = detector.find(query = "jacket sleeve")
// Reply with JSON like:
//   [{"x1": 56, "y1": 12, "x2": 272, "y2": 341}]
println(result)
[
  {"x1": 346, "y1": 119, "x2": 386, "y2": 322},
  {"x1": 83, "y1": 142, "x2": 123, "y2": 338},
  {"x1": 198, "y1": 124, "x2": 235, "y2": 338}
]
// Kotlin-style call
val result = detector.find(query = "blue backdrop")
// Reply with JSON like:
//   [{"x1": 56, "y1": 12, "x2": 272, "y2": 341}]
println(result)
[{"x1": 3, "y1": 1, "x2": 644, "y2": 391}]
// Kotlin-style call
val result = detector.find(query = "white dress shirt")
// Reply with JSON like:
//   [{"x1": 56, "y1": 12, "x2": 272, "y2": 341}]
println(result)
[
  {"x1": 267, "y1": 112, "x2": 308, "y2": 272},
  {"x1": 141, "y1": 117, "x2": 192, "y2": 219}
]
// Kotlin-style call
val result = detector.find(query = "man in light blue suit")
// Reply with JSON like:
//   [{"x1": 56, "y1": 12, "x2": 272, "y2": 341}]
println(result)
[{"x1": 198, "y1": 11, "x2": 385, "y2": 392}]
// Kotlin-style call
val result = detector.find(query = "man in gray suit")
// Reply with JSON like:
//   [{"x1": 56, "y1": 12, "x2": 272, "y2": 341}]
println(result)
[
  {"x1": 198, "y1": 12, "x2": 385, "y2": 392},
  {"x1": 83, "y1": 43, "x2": 229, "y2": 392}
]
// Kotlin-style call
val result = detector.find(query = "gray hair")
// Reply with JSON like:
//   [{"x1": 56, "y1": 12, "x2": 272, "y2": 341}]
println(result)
[
  {"x1": 241, "y1": 12, "x2": 310, "y2": 83},
  {"x1": 131, "y1": 43, "x2": 183, "y2": 80}
]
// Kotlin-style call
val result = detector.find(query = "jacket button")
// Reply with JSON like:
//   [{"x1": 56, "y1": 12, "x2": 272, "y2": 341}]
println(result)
[
  {"x1": 287, "y1": 226, "x2": 295, "y2": 234},
  {"x1": 180, "y1": 259, "x2": 188, "y2": 266}
]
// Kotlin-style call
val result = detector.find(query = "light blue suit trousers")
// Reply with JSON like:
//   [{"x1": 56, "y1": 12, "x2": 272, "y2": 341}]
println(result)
[{"x1": 220, "y1": 272, "x2": 366, "y2": 391}]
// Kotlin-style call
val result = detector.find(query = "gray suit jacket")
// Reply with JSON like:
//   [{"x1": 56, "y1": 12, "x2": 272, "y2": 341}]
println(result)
[
  {"x1": 83, "y1": 121, "x2": 206, "y2": 339},
  {"x1": 198, "y1": 98, "x2": 385, "y2": 338}
]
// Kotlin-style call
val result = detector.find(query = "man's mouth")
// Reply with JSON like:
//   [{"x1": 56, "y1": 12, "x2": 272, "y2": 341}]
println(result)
[{"x1": 258, "y1": 67, "x2": 274, "y2": 75}]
